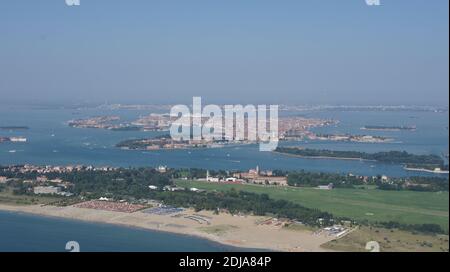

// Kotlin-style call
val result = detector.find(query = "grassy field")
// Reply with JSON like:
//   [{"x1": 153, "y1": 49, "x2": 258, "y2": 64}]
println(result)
[
  {"x1": 0, "y1": 188, "x2": 65, "y2": 206},
  {"x1": 322, "y1": 226, "x2": 449, "y2": 252},
  {"x1": 175, "y1": 180, "x2": 449, "y2": 231}
]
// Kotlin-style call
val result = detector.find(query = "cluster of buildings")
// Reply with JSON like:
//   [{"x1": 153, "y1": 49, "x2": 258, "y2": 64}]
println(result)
[
  {"x1": 159, "y1": 185, "x2": 206, "y2": 193},
  {"x1": 0, "y1": 173, "x2": 72, "y2": 189},
  {"x1": 156, "y1": 165, "x2": 168, "y2": 173},
  {"x1": 33, "y1": 186, "x2": 73, "y2": 196},
  {"x1": 0, "y1": 136, "x2": 27, "y2": 143},
  {"x1": 125, "y1": 113, "x2": 338, "y2": 144},
  {"x1": 279, "y1": 117, "x2": 337, "y2": 140},
  {"x1": 0, "y1": 176, "x2": 8, "y2": 184},
  {"x1": 68, "y1": 116, "x2": 121, "y2": 129},
  {"x1": 131, "y1": 113, "x2": 172, "y2": 131},
  {"x1": 3, "y1": 164, "x2": 117, "y2": 174},
  {"x1": 310, "y1": 134, "x2": 392, "y2": 143},
  {"x1": 203, "y1": 166, "x2": 288, "y2": 186},
  {"x1": 0, "y1": 165, "x2": 90, "y2": 197},
  {"x1": 319, "y1": 225, "x2": 349, "y2": 238},
  {"x1": 25, "y1": 176, "x2": 74, "y2": 196}
]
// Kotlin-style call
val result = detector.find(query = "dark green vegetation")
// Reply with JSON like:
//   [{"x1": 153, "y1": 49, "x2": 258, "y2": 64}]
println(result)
[
  {"x1": 376, "y1": 176, "x2": 449, "y2": 191},
  {"x1": 109, "y1": 126, "x2": 142, "y2": 131},
  {"x1": 0, "y1": 126, "x2": 29, "y2": 130},
  {"x1": 275, "y1": 147, "x2": 447, "y2": 170},
  {"x1": 116, "y1": 139, "x2": 151, "y2": 149},
  {"x1": 285, "y1": 171, "x2": 449, "y2": 192}
]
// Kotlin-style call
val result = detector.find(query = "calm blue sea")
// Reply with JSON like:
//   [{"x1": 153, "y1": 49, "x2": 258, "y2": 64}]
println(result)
[{"x1": 0, "y1": 210, "x2": 247, "y2": 252}]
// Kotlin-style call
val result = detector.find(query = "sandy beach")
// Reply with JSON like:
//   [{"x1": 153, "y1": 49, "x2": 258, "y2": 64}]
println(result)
[{"x1": 0, "y1": 203, "x2": 335, "y2": 252}]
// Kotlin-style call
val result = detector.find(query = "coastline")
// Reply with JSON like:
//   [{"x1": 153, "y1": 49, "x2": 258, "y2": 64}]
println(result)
[
  {"x1": 0, "y1": 204, "x2": 335, "y2": 252},
  {"x1": 404, "y1": 167, "x2": 450, "y2": 174}
]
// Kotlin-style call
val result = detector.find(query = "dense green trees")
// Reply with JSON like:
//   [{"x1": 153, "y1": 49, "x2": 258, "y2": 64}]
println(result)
[
  {"x1": 287, "y1": 171, "x2": 365, "y2": 188},
  {"x1": 275, "y1": 148, "x2": 446, "y2": 168}
]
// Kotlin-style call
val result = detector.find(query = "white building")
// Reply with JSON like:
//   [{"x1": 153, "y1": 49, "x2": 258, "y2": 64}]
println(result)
[
  {"x1": 317, "y1": 183, "x2": 334, "y2": 190},
  {"x1": 156, "y1": 165, "x2": 168, "y2": 173},
  {"x1": 33, "y1": 186, "x2": 61, "y2": 195},
  {"x1": 10, "y1": 137, "x2": 27, "y2": 142}
]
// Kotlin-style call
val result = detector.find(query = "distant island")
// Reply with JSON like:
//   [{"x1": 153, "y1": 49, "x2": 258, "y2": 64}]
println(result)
[
  {"x1": 68, "y1": 115, "x2": 171, "y2": 132},
  {"x1": 0, "y1": 126, "x2": 29, "y2": 130},
  {"x1": 274, "y1": 147, "x2": 447, "y2": 170},
  {"x1": 361, "y1": 125, "x2": 416, "y2": 131},
  {"x1": 404, "y1": 163, "x2": 449, "y2": 174},
  {"x1": 116, "y1": 135, "x2": 248, "y2": 150},
  {"x1": 68, "y1": 116, "x2": 121, "y2": 129},
  {"x1": 0, "y1": 136, "x2": 27, "y2": 143},
  {"x1": 310, "y1": 134, "x2": 394, "y2": 143}
]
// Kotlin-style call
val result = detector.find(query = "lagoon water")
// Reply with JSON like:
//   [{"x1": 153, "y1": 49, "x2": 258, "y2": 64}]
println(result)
[
  {"x1": 0, "y1": 211, "x2": 244, "y2": 252},
  {"x1": 0, "y1": 106, "x2": 448, "y2": 177}
]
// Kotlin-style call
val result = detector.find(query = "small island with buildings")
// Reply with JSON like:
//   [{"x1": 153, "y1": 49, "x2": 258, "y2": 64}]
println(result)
[
  {"x1": 0, "y1": 136, "x2": 27, "y2": 143},
  {"x1": 68, "y1": 114, "x2": 172, "y2": 132},
  {"x1": 309, "y1": 134, "x2": 394, "y2": 143}
]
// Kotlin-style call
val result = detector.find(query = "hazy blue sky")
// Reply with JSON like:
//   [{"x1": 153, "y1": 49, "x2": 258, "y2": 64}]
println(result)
[{"x1": 0, "y1": 0, "x2": 448, "y2": 105}]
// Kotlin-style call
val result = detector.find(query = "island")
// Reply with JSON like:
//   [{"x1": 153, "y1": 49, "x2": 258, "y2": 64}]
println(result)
[
  {"x1": 404, "y1": 164, "x2": 449, "y2": 174},
  {"x1": 0, "y1": 136, "x2": 27, "y2": 143},
  {"x1": 0, "y1": 126, "x2": 29, "y2": 130},
  {"x1": 361, "y1": 125, "x2": 417, "y2": 131},
  {"x1": 68, "y1": 114, "x2": 172, "y2": 132},
  {"x1": 68, "y1": 116, "x2": 121, "y2": 129},
  {"x1": 310, "y1": 134, "x2": 393, "y2": 143},
  {"x1": 69, "y1": 114, "x2": 338, "y2": 138},
  {"x1": 274, "y1": 147, "x2": 447, "y2": 170},
  {"x1": 116, "y1": 135, "x2": 248, "y2": 150}
]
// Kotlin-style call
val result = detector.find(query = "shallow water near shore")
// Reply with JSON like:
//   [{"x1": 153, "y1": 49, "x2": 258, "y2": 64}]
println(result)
[{"x1": 0, "y1": 210, "x2": 253, "y2": 252}]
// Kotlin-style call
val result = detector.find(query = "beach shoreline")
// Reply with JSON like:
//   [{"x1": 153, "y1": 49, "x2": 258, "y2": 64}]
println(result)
[
  {"x1": 404, "y1": 167, "x2": 450, "y2": 174},
  {"x1": 0, "y1": 203, "x2": 335, "y2": 252}
]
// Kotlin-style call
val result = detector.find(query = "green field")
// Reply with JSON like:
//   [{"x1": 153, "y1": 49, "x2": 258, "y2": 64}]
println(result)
[
  {"x1": 0, "y1": 188, "x2": 64, "y2": 206},
  {"x1": 175, "y1": 180, "x2": 449, "y2": 231},
  {"x1": 322, "y1": 226, "x2": 449, "y2": 252}
]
